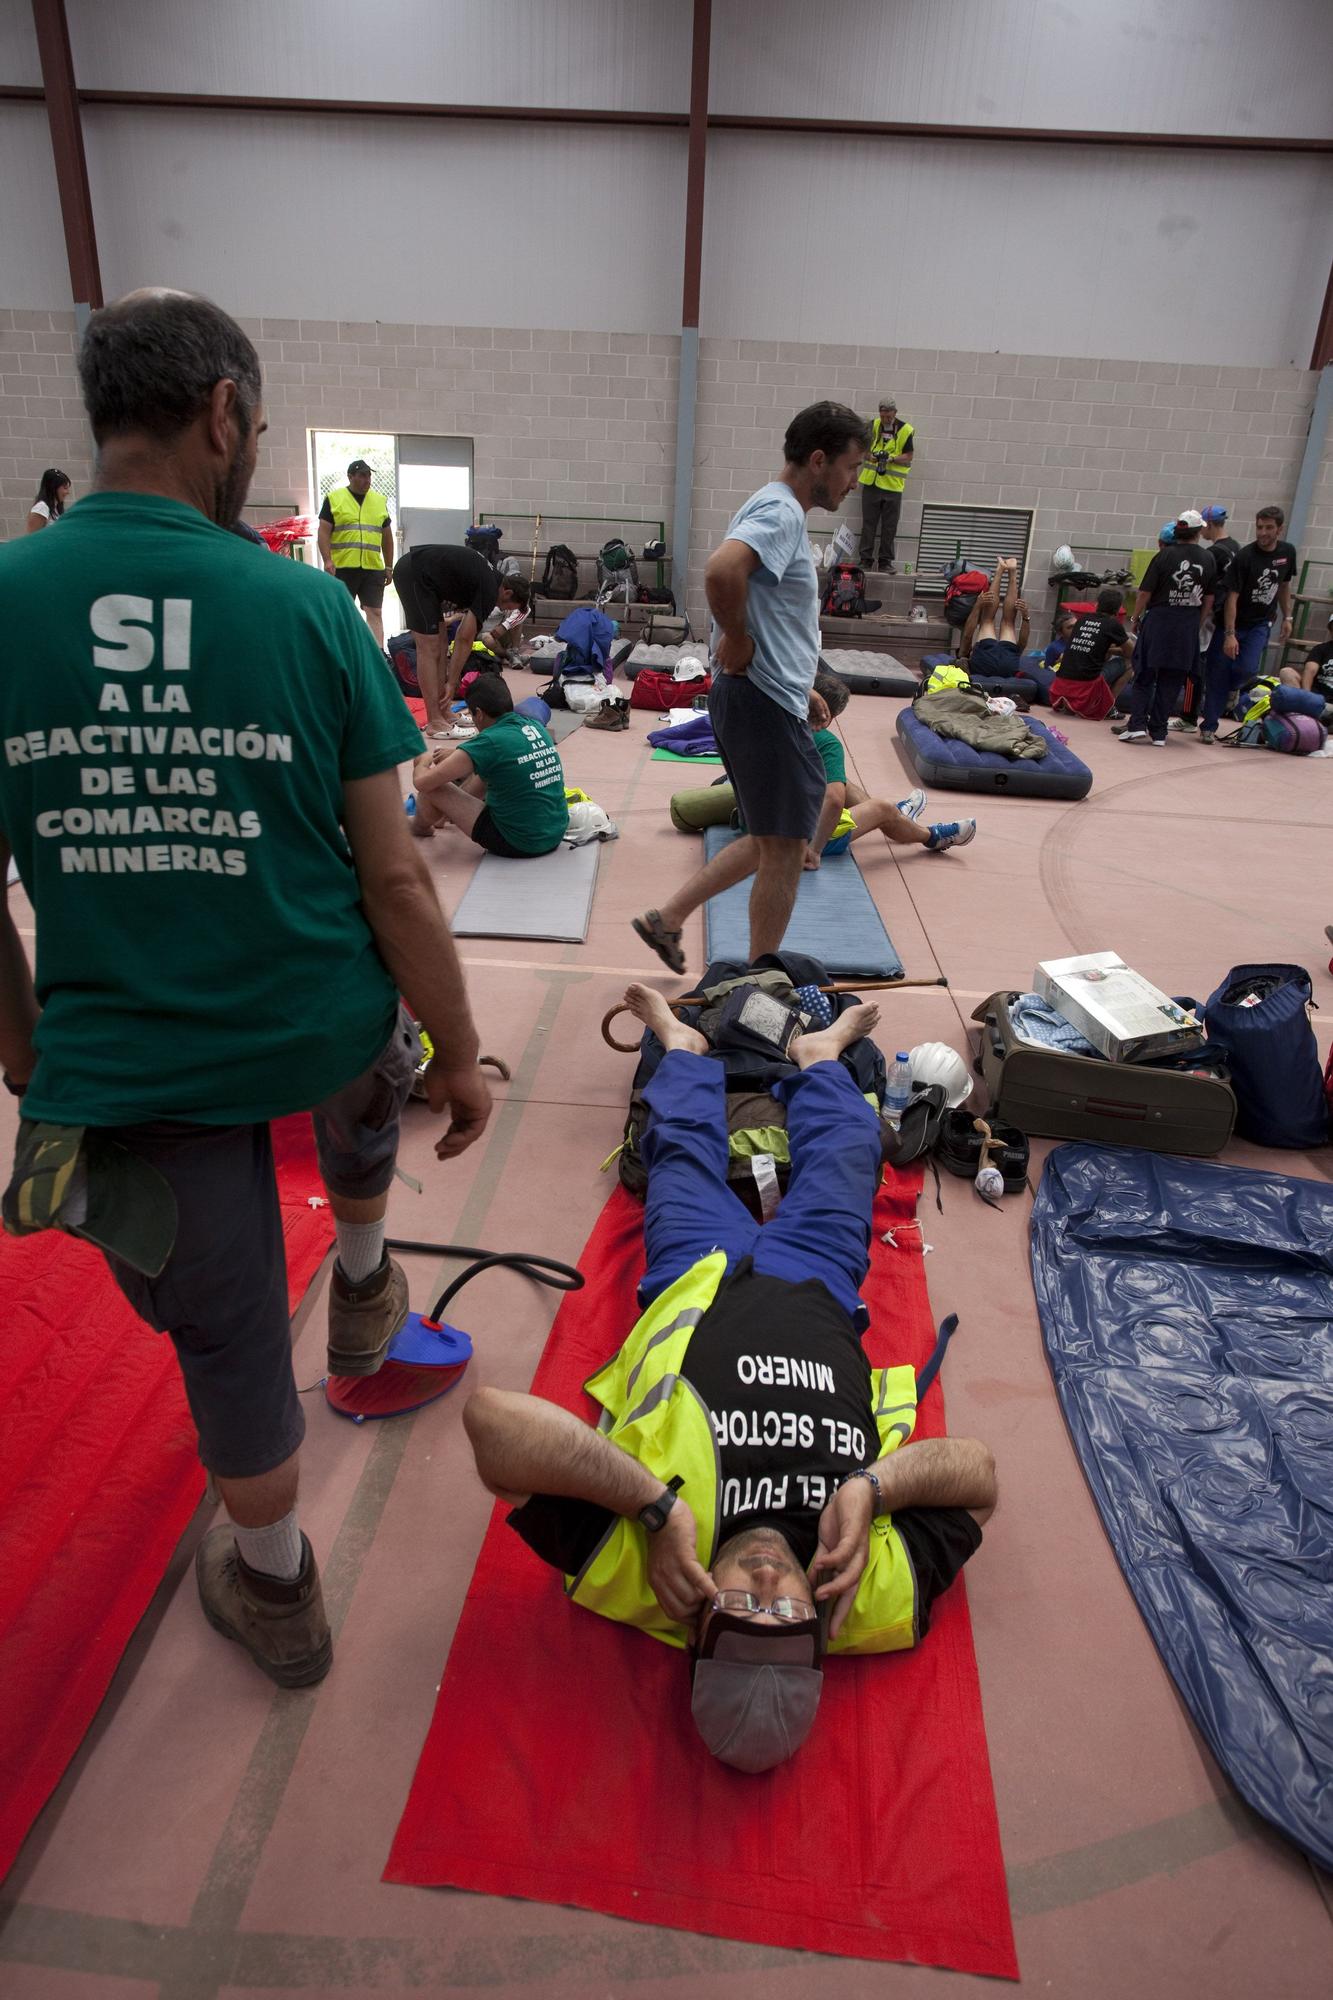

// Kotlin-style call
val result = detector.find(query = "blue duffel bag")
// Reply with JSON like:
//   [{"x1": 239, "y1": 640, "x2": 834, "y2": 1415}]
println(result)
[{"x1": 1203, "y1": 963, "x2": 1329, "y2": 1148}]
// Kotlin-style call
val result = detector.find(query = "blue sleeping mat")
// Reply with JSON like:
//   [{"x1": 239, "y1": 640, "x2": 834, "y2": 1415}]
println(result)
[
  {"x1": 896, "y1": 707, "x2": 1092, "y2": 798},
  {"x1": 702, "y1": 826, "x2": 903, "y2": 978},
  {"x1": 1032, "y1": 1144, "x2": 1333, "y2": 1870}
]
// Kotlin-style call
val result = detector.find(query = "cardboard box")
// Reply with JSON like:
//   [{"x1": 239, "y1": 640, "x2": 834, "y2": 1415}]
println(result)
[{"x1": 1034, "y1": 952, "x2": 1204, "y2": 1064}]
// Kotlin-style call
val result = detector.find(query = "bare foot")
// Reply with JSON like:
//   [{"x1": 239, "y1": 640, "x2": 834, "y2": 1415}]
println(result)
[
  {"x1": 793, "y1": 1000, "x2": 880, "y2": 1069},
  {"x1": 623, "y1": 982, "x2": 708, "y2": 1055},
  {"x1": 409, "y1": 814, "x2": 436, "y2": 840}
]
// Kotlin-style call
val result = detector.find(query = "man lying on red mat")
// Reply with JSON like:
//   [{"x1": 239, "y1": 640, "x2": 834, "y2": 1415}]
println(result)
[{"x1": 464, "y1": 985, "x2": 996, "y2": 1775}]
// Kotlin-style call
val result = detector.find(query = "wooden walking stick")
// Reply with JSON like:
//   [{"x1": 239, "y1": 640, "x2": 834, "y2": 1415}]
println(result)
[{"x1": 600, "y1": 975, "x2": 949, "y2": 1052}]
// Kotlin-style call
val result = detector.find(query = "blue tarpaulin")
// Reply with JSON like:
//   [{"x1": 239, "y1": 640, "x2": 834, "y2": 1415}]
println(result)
[{"x1": 1031, "y1": 1144, "x2": 1333, "y2": 1870}]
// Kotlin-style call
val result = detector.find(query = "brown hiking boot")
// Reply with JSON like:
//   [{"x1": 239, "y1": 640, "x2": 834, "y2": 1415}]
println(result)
[
  {"x1": 195, "y1": 1526, "x2": 332, "y2": 1687},
  {"x1": 327, "y1": 1255, "x2": 409, "y2": 1378},
  {"x1": 586, "y1": 698, "x2": 630, "y2": 731}
]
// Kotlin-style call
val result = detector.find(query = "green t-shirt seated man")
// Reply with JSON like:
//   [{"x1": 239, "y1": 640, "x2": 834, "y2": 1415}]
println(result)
[{"x1": 412, "y1": 673, "x2": 569, "y2": 857}]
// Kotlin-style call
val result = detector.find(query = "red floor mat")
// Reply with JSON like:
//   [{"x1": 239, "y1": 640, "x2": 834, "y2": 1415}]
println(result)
[
  {"x1": 0, "y1": 1114, "x2": 334, "y2": 1881},
  {"x1": 386, "y1": 1176, "x2": 1017, "y2": 1978}
]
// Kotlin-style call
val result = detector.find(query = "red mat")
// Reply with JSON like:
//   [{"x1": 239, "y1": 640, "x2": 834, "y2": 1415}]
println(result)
[
  {"x1": 386, "y1": 1176, "x2": 1017, "y2": 1978},
  {"x1": 0, "y1": 1114, "x2": 335, "y2": 1881}
]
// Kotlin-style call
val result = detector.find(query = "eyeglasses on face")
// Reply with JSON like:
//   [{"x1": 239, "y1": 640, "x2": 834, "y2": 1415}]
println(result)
[{"x1": 711, "y1": 1591, "x2": 813, "y2": 1623}]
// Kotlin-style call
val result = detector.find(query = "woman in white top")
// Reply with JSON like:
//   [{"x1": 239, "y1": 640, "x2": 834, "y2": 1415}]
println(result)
[{"x1": 27, "y1": 467, "x2": 71, "y2": 532}]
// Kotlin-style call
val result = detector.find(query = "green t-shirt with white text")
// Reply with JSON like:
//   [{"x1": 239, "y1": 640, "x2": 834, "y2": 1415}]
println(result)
[
  {"x1": 813, "y1": 727, "x2": 847, "y2": 786},
  {"x1": 461, "y1": 712, "x2": 569, "y2": 853},
  {"x1": 0, "y1": 493, "x2": 424, "y2": 1125}
]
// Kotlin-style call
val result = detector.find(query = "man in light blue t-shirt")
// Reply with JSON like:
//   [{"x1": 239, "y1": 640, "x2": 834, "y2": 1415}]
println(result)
[{"x1": 633, "y1": 402, "x2": 869, "y2": 974}]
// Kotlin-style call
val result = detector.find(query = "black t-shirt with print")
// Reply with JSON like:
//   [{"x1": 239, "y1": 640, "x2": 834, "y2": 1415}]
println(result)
[
  {"x1": 1204, "y1": 535, "x2": 1240, "y2": 600},
  {"x1": 1140, "y1": 545, "x2": 1216, "y2": 613},
  {"x1": 1229, "y1": 540, "x2": 1298, "y2": 629},
  {"x1": 505, "y1": 1262, "x2": 980, "y2": 1628},
  {"x1": 1058, "y1": 613, "x2": 1129, "y2": 681},
  {"x1": 1306, "y1": 640, "x2": 1333, "y2": 699}
]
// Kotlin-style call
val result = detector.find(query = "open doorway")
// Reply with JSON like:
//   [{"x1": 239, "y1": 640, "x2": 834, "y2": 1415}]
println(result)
[{"x1": 308, "y1": 431, "x2": 475, "y2": 642}]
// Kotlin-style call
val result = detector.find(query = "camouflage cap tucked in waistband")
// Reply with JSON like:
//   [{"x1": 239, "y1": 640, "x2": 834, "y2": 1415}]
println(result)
[{"x1": 3, "y1": 1120, "x2": 177, "y2": 1277}]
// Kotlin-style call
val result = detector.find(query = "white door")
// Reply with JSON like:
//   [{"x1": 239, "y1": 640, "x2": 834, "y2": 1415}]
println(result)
[{"x1": 397, "y1": 435, "x2": 474, "y2": 551}]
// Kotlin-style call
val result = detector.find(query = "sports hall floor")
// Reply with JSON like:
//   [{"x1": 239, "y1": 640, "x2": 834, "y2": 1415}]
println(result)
[{"x1": 2, "y1": 688, "x2": 1331, "y2": 1999}]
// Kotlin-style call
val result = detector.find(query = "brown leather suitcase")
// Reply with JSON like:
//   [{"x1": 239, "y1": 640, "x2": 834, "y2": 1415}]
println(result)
[{"x1": 972, "y1": 991, "x2": 1236, "y2": 1156}]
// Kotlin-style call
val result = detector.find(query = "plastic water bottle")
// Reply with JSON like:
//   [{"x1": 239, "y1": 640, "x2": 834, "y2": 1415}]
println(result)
[
  {"x1": 405, "y1": 793, "x2": 416, "y2": 819},
  {"x1": 884, "y1": 1052, "x2": 913, "y2": 1127}
]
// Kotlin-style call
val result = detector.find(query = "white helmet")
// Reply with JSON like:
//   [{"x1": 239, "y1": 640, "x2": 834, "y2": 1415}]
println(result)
[
  {"x1": 908, "y1": 1042, "x2": 973, "y2": 1108},
  {"x1": 1052, "y1": 544, "x2": 1076, "y2": 573},
  {"x1": 563, "y1": 799, "x2": 618, "y2": 845}
]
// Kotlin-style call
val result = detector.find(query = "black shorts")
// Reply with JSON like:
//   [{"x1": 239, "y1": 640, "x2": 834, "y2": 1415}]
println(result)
[
  {"x1": 101, "y1": 1014, "x2": 418, "y2": 1480},
  {"x1": 709, "y1": 672, "x2": 825, "y2": 841},
  {"x1": 970, "y1": 637, "x2": 1021, "y2": 676},
  {"x1": 338, "y1": 566, "x2": 387, "y2": 609},
  {"x1": 392, "y1": 556, "x2": 443, "y2": 637},
  {"x1": 471, "y1": 807, "x2": 556, "y2": 859}
]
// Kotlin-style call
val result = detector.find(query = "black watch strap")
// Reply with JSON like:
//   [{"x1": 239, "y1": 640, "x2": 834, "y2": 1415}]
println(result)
[{"x1": 637, "y1": 1474, "x2": 683, "y2": 1533}]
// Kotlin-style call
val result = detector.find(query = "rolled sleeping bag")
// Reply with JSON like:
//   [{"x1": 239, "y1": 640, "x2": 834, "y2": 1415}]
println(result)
[
  {"x1": 1269, "y1": 684, "x2": 1327, "y2": 720},
  {"x1": 669, "y1": 782, "x2": 736, "y2": 834},
  {"x1": 515, "y1": 695, "x2": 552, "y2": 726}
]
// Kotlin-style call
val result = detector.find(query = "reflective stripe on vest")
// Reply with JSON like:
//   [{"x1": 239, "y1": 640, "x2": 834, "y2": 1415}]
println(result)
[
  {"x1": 858, "y1": 419, "x2": 914, "y2": 493},
  {"x1": 565, "y1": 1254, "x2": 921, "y2": 1655},
  {"x1": 327, "y1": 486, "x2": 390, "y2": 569}
]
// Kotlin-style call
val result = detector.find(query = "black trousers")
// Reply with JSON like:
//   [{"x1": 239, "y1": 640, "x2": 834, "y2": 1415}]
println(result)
[{"x1": 858, "y1": 487, "x2": 902, "y2": 566}]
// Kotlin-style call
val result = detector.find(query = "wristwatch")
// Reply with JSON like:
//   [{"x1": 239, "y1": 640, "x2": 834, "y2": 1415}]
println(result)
[
  {"x1": 2, "y1": 1071, "x2": 26, "y2": 1098},
  {"x1": 842, "y1": 1467, "x2": 882, "y2": 1512},
  {"x1": 638, "y1": 1475, "x2": 683, "y2": 1533}
]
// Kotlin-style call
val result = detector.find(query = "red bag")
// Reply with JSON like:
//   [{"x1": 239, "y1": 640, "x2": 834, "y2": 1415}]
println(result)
[{"x1": 629, "y1": 667, "x2": 711, "y2": 712}]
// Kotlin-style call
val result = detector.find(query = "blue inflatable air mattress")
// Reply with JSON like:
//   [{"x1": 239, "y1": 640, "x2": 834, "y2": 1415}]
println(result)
[
  {"x1": 897, "y1": 707, "x2": 1092, "y2": 798},
  {"x1": 1031, "y1": 1144, "x2": 1333, "y2": 1870}
]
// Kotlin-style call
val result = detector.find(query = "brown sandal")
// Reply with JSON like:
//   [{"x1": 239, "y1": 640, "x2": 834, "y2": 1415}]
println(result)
[{"x1": 631, "y1": 910, "x2": 686, "y2": 975}]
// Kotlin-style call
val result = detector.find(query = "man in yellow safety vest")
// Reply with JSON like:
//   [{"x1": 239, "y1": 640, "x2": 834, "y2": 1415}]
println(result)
[
  {"x1": 857, "y1": 399, "x2": 915, "y2": 574},
  {"x1": 318, "y1": 458, "x2": 394, "y2": 649},
  {"x1": 463, "y1": 983, "x2": 995, "y2": 1774}
]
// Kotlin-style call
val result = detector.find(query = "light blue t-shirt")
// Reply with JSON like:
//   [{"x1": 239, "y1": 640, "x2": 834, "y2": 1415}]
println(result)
[{"x1": 712, "y1": 481, "x2": 819, "y2": 719}]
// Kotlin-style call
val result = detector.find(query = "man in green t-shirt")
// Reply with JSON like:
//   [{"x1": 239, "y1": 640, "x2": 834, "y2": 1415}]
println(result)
[
  {"x1": 0, "y1": 289, "x2": 494, "y2": 1691},
  {"x1": 411, "y1": 673, "x2": 570, "y2": 856}
]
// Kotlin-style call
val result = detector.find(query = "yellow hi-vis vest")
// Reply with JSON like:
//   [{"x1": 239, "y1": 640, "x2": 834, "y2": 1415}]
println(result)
[
  {"x1": 927, "y1": 662, "x2": 972, "y2": 694},
  {"x1": 564, "y1": 1252, "x2": 922, "y2": 1657},
  {"x1": 858, "y1": 418, "x2": 915, "y2": 493},
  {"x1": 1241, "y1": 675, "x2": 1279, "y2": 724},
  {"x1": 327, "y1": 485, "x2": 390, "y2": 570}
]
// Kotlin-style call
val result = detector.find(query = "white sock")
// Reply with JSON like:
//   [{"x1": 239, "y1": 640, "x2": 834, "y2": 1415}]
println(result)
[
  {"x1": 336, "y1": 1217, "x2": 386, "y2": 1286},
  {"x1": 233, "y1": 1507, "x2": 303, "y2": 1582}
]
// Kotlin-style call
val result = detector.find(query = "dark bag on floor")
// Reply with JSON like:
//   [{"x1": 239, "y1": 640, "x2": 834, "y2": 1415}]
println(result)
[
  {"x1": 540, "y1": 544, "x2": 580, "y2": 599},
  {"x1": 821, "y1": 563, "x2": 866, "y2": 618},
  {"x1": 617, "y1": 953, "x2": 887, "y2": 1213},
  {"x1": 1202, "y1": 964, "x2": 1328, "y2": 1149}
]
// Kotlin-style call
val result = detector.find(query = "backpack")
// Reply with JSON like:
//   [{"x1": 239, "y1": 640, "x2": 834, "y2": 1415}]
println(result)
[
  {"x1": 944, "y1": 569, "x2": 990, "y2": 629},
  {"x1": 596, "y1": 538, "x2": 640, "y2": 606},
  {"x1": 1263, "y1": 712, "x2": 1327, "y2": 755},
  {"x1": 636, "y1": 585, "x2": 677, "y2": 609},
  {"x1": 387, "y1": 630, "x2": 419, "y2": 695},
  {"x1": 821, "y1": 563, "x2": 866, "y2": 618},
  {"x1": 616, "y1": 953, "x2": 889, "y2": 1211},
  {"x1": 1202, "y1": 964, "x2": 1328, "y2": 1149},
  {"x1": 540, "y1": 543, "x2": 580, "y2": 599},
  {"x1": 598, "y1": 537, "x2": 634, "y2": 573},
  {"x1": 630, "y1": 665, "x2": 712, "y2": 711}
]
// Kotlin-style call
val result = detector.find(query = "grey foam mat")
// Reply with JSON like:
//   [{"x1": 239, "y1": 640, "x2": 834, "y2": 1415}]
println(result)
[{"x1": 450, "y1": 839, "x2": 601, "y2": 942}]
